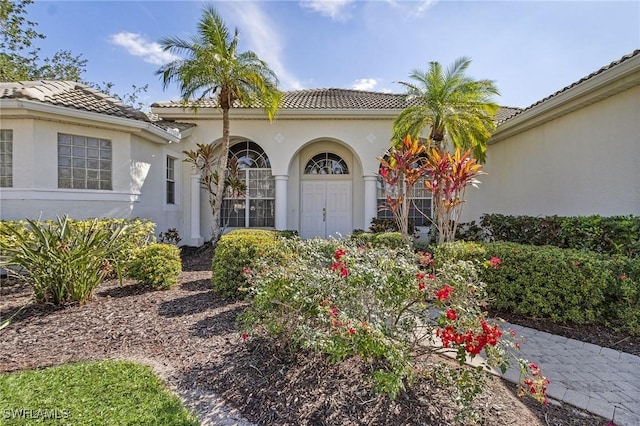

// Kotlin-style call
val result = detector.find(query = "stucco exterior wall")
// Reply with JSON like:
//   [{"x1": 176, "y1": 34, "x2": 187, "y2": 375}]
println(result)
[
  {"x1": 175, "y1": 115, "x2": 394, "y2": 240},
  {"x1": 463, "y1": 85, "x2": 640, "y2": 221},
  {"x1": 0, "y1": 117, "x2": 172, "y2": 235}
]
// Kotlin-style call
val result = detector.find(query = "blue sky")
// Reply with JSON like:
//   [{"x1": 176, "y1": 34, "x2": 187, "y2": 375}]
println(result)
[{"x1": 28, "y1": 0, "x2": 640, "y2": 108}]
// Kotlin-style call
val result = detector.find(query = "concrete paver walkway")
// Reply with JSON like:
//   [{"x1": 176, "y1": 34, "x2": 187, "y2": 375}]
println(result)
[{"x1": 501, "y1": 323, "x2": 640, "y2": 426}]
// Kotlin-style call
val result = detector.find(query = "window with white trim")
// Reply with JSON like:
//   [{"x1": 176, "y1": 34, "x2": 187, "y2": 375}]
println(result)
[
  {"x1": 221, "y1": 141, "x2": 275, "y2": 227},
  {"x1": 57, "y1": 133, "x2": 112, "y2": 190},
  {"x1": 377, "y1": 167, "x2": 432, "y2": 227},
  {"x1": 166, "y1": 156, "x2": 176, "y2": 204},
  {"x1": 0, "y1": 129, "x2": 12, "y2": 187}
]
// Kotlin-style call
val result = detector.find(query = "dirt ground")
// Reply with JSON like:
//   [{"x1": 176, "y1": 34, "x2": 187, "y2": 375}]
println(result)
[{"x1": 0, "y1": 246, "x2": 616, "y2": 425}]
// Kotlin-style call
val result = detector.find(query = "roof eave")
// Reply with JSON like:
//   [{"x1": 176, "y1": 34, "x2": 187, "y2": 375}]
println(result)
[
  {"x1": 1, "y1": 99, "x2": 182, "y2": 144},
  {"x1": 491, "y1": 54, "x2": 640, "y2": 143}
]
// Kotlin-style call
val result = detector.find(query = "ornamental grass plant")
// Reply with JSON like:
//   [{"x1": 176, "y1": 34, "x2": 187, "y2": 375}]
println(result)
[{"x1": 0, "y1": 216, "x2": 131, "y2": 305}]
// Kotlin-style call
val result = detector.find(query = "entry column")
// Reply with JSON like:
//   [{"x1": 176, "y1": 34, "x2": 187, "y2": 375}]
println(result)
[
  {"x1": 363, "y1": 175, "x2": 378, "y2": 230},
  {"x1": 274, "y1": 175, "x2": 288, "y2": 230},
  {"x1": 190, "y1": 173, "x2": 204, "y2": 246}
]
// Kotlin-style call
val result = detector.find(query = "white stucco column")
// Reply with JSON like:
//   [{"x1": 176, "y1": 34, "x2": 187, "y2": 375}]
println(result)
[
  {"x1": 274, "y1": 175, "x2": 288, "y2": 230},
  {"x1": 190, "y1": 173, "x2": 204, "y2": 246},
  {"x1": 363, "y1": 175, "x2": 378, "y2": 230}
]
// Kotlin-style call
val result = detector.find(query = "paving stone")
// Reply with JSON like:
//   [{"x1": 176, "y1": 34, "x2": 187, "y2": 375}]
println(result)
[
  {"x1": 586, "y1": 396, "x2": 616, "y2": 420},
  {"x1": 610, "y1": 381, "x2": 640, "y2": 393},
  {"x1": 502, "y1": 322, "x2": 639, "y2": 423},
  {"x1": 581, "y1": 342, "x2": 602, "y2": 353},
  {"x1": 599, "y1": 346, "x2": 622, "y2": 360},
  {"x1": 545, "y1": 382, "x2": 567, "y2": 400},
  {"x1": 617, "y1": 404, "x2": 640, "y2": 426},
  {"x1": 565, "y1": 338, "x2": 585, "y2": 349},
  {"x1": 549, "y1": 334, "x2": 569, "y2": 344},
  {"x1": 562, "y1": 389, "x2": 590, "y2": 409},
  {"x1": 619, "y1": 351, "x2": 640, "y2": 363}
]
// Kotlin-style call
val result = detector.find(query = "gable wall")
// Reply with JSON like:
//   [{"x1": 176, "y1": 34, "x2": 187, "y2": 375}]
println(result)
[{"x1": 463, "y1": 84, "x2": 640, "y2": 221}]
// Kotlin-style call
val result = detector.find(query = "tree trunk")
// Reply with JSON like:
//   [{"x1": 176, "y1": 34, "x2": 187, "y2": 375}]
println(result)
[{"x1": 210, "y1": 105, "x2": 231, "y2": 247}]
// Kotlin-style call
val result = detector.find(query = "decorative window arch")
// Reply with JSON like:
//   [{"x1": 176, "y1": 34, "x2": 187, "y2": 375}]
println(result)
[
  {"x1": 304, "y1": 152, "x2": 349, "y2": 175},
  {"x1": 221, "y1": 141, "x2": 274, "y2": 228}
]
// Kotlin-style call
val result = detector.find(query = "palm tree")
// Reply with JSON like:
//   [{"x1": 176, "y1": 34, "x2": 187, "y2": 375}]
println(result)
[
  {"x1": 157, "y1": 4, "x2": 282, "y2": 245},
  {"x1": 392, "y1": 57, "x2": 499, "y2": 162}
]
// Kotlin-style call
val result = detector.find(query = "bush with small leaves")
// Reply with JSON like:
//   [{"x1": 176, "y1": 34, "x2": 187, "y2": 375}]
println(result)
[
  {"x1": 211, "y1": 229, "x2": 285, "y2": 299},
  {"x1": 127, "y1": 243, "x2": 182, "y2": 290},
  {"x1": 241, "y1": 238, "x2": 546, "y2": 412}
]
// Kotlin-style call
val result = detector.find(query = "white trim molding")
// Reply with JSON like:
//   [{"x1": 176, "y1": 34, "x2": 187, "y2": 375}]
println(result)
[{"x1": 0, "y1": 188, "x2": 140, "y2": 202}]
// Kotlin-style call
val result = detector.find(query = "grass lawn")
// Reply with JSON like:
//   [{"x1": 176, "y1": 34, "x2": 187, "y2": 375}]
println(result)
[{"x1": 0, "y1": 360, "x2": 198, "y2": 425}]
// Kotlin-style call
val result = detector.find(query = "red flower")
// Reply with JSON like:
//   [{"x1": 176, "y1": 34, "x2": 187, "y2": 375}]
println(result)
[
  {"x1": 489, "y1": 257, "x2": 501, "y2": 269},
  {"x1": 329, "y1": 305, "x2": 339, "y2": 317},
  {"x1": 241, "y1": 333, "x2": 249, "y2": 340},
  {"x1": 331, "y1": 261, "x2": 348, "y2": 277},
  {"x1": 445, "y1": 309, "x2": 457, "y2": 321},
  {"x1": 435, "y1": 285, "x2": 454, "y2": 301},
  {"x1": 348, "y1": 327, "x2": 356, "y2": 335},
  {"x1": 418, "y1": 281, "x2": 425, "y2": 291},
  {"x1": 334, "y1": 248, "x2": 347, "y2": 260}
]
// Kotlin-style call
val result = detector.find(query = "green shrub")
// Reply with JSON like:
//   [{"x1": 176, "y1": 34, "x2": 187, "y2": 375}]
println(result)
[
  {"x1": 349, "y1": 231, "x2": 408, "y2": 249},
  {"x1": 0, "y1": 216, "x2": 131, "y2": 304},
  {"x1": 127, "y1": 243, "x2": 182, "y2": 289},
  {"x1": 605, "y1": 256, "x2": 640, "y2": 334},
  {"x1": 211, "y1": 229, "x2": 284, "y2": 299},
  {"x1": 434, "y1": 241, "x2": 486, "y2": 264},
  {"x1": 369, "y1": 218, "x2": 416, "y2": 236},
  {"x1": 466, "y1": 242, "x2": 611, "y2": 324},
  {"x1": 471, "y1": 214, "x2": 640, "y2": 257}
]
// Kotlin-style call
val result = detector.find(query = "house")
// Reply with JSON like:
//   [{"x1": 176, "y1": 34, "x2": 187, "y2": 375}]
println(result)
[
  {"x1": 1, "y1": 50, "x2": 638, "y2": 245},
  {"x1": 0, "y1": 81, "x2": 194, "y2": 240}
]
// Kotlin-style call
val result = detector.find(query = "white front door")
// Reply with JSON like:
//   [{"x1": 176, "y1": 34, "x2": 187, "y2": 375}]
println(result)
[{"x1": 301, "y1": 180, "x2": 352, "y2": 239}]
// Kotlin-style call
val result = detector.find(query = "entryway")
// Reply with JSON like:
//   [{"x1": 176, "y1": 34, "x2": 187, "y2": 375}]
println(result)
[{"x1": 300, "y1": 180, "x2": 352, "y2": 239}]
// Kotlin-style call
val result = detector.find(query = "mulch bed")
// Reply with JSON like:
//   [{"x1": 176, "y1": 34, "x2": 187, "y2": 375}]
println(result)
[{"x1": 0, "y1": 246, "x2": 613, "y2": 425}]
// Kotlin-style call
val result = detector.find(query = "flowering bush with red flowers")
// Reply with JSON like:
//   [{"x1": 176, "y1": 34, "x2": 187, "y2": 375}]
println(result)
[{"x1": 241, "y1": 237, "x2": 548, "y2": 413}]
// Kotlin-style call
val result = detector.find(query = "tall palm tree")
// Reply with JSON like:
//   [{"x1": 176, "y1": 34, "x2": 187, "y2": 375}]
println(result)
[
  {"x1": 392, "y1": 57, "x2": 499, "y2": 162},
  {"x1": 157, "y1": 4, "x2": 282, "y2": 244}
]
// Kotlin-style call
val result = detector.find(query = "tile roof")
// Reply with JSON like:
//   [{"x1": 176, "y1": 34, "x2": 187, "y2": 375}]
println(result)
[
  {"x1": 152, "y1": 88, "x2": 410, "y2": 110},
  {"x1": 0, "y1": 80, "x2": 151, "y2": 121},
  {"x1": 1, "y1": 80, "x2": 195, "y2": 134},
  {"x1": 505, "y1": 49, "x2": 640, "y2": 121},
  {"x1": 152, "y1": 88, "x2": 520, "y2": 123}
]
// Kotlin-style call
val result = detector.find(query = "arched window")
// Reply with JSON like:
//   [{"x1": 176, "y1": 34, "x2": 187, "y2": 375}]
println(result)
[
  {"x1": 304, "y1": 153, "x2": 349, "y2": 175},
  {"x1": 221, "y1": 141, "x2": 274, "y2": 228}
]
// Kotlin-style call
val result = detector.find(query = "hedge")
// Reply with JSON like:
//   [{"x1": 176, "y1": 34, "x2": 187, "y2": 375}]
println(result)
[
  {"x1": 349, "y1": 231, "x2": 408, "y2": 249},
  {"x1": 434, "y1": 241, "x2": 640, "y2": 334},
  {"x1": 458, "y1": 214, "x2": 640, "y2": 258},
  {"x1": 211, "y1": 229, "x2": 286, "y2": 299}
]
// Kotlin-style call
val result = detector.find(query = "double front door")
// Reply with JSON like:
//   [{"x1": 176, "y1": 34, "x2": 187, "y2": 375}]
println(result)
[{"x1": 301, "y1": 180, "x2": 352, "y2": 239}]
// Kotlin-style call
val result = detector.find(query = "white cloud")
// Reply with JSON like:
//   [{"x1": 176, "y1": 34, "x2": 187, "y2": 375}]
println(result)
[
  {"x1": 385, "y1": 0, "x2": 438, "y2": 17},
  {"x1": 300, "y1": 0, "x2": 354, "y2": 21},
  {"x1": 415, "y1": 0, "x2": 438, "y2": 16},
  {"x1": 228, "y1": 3, "x2": 302, "y2": 90},
  {"x1": 109, "y1": 32, "x2": 179, "y2": 66},
  {"x1": 351, "y1": 78, "x2": 379, "y2": 91}
]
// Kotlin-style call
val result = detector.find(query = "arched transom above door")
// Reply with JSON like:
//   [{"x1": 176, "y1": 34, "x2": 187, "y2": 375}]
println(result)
[{"x1": 304, "y1": 152, "x2": 349, "y2": 175}]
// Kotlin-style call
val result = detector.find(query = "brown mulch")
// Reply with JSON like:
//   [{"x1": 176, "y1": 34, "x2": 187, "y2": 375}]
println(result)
[{"x1": 0, "y1": 247, "x2": 610, "y2": 425}]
